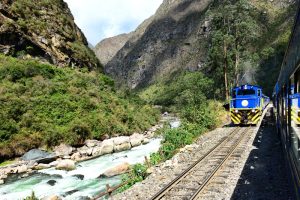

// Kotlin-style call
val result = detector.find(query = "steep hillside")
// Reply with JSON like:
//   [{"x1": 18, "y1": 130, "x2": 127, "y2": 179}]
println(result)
[
  {"x1": 105, "y1": 0, "x2": 213, "y2": 89},
  {"x1": 95, "y1": 33, "x2": 132, "y2": 65},
  {"x1": 104, "y1": 0, "x2": 296, "y2": 96},
  {"x1": 0, "y1": 0, "x2": 100, "y2": 69},
  {"x1": 0, "y1": 55, "x2": 159, "y2": 161}
]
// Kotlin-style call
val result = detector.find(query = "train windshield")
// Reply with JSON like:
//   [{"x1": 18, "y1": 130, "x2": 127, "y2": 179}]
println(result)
[{"x1": 237, "y1": 89, "x2": 256, "y2": 96}]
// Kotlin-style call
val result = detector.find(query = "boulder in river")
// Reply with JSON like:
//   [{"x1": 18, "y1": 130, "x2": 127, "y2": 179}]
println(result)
[
  {"x1": 47, "y1": 180, "x2": 57, "y2": 186},
  {"x1": 99, "y1": 162, "x2": 130, "y2": 178},
  {"x1": 85, "y1": 140, "x2": 100, "y2": 147},
  {"x1": 21, "y1": 149, "x2": 52, "y2": 161},
  {"x1": 16, "y1": 165, "x2": 28, "y2": 173},
  {"x1": 130, "y1": 133, "x2": 144, "y2": 147},
  {"x1": 73, "y1": 174, "x2": 84, "y2": 180},
  {"x1": 34, "y1": 163, "x2": 51, "y2": 170},
  {"x1": 113, "y1": 136, "x2": 130, "y2": 145},
  {"x1": 55, "y1": 159, "x2": 76, "y2": 171},
  {"x1": 54, "y1": 144, "x2": 73, "y2": 156},
  {"x1": 42, "y1": 195, "x2": 62, "y2": 200},
  {"x1": 100, "y1": 139, "x2": 114, "y2": 155},
  {"x1": 114, "y1": 142, "x2": 131, "y2": 152},
  {"x1": 71, "y1": 152, "x2": 81, "y2": 161}
]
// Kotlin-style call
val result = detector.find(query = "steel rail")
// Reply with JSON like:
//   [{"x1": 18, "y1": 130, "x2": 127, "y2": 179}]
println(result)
[
  {"x1": 149, "y1": 127, "x2": 243, "y2": 200},
  {"x1": 190, "y1": 126, "x2": 251, "y2": 199}
]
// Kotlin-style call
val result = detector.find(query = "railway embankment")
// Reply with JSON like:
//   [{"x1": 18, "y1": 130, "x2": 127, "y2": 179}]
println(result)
[{"x1": 110, "y1": 105, "x2": 292, "y2": 200}]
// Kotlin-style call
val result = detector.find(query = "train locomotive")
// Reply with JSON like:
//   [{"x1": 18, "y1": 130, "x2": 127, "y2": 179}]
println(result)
[{"x1": 230, "y1": 84, "x2": 269, "y2": 125}]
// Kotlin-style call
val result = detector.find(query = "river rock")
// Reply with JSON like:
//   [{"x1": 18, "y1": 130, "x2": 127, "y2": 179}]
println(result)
[
  {"x1": 54, "y1": 144, "x2": 73, "y2": 156},
  {"x1": 56, "y1": 159, "x2": 75, "y2": 171},
  {"x1": 47, "y1": 180, "x2": 57, "y2": 186},
  {"x1": 142, "y1": 138, "x2": 150, "y2": 144},
  {"x1": 42, "y1": 195, "x2": 62, "y2": 200},
  {"x1": 100, "y1": 139, "x2": 114, "y2": 155},
  {"x1": 113, "y1": 136, "x2": 130, "y2": 145},
  {"x1": 85, "y1": 140, "x2": 100, "y2": 147},
  {"x1": 71, "y1": 152, "x2": 81, "y2": 161},
  {"x1": 78, "y1": 146, "x2": 93, "y2": 156},
  {"x1": 130, "y1": 133, "x2": 144, "y2": 147},
  {"x1": 16, "y1": 165, "x2": 27, "y2": 173},
  {"x1": 73, "y1": 174, "x2": 84, "y2": 180},
  {"x1": 0, "y1": 179, "x2": 4, "y2": 185},
  {"x1": 114, "y1": 142, "x2": 131, "y2": 152},
  {"x1": 49, "y1": 161, "x2": 59, "y2": 167},
  {"x1": 21, "y1": 149, "x2": 51, "y2": 161},
  {"x1": 65, "y1": 189, "x2": 79, "y2": 196},
  {"x1": 92, "y1": 146, "x2": 102, "y2": 157},
  {"x1": 100, "y1": 162, "x2": 130, "y2": 178},
  {"x1": 35, "y1": 163, "x2": 51, "y2": 170}
]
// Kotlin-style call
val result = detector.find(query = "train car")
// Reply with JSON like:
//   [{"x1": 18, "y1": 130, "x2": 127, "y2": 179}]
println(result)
[
  {"x1": 273, "y1": 1, "x2": 300, "y2": 199},
  {"x1": 230, "y1": 84, "x2": 269, "y2": 125}
]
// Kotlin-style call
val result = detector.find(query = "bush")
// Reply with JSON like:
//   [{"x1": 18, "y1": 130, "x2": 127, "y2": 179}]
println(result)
[{"x1": 0, "y1": 55, "x2": 160, "y2": 159}]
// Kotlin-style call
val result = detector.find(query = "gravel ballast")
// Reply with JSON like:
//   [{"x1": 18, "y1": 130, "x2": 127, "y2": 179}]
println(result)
[{"x1": 110, "y1": 106, "x2": 293, "y2": 200}]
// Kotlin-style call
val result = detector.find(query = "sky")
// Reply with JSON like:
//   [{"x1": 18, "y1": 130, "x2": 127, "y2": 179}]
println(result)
[{"x1": 64, "y1": 0, "x2": 163, "y2": 46}]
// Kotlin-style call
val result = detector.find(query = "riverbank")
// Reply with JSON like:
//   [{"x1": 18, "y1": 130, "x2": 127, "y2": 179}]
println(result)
[{"x1": 0, "y1": 114, "x2": 181, "y2": 186}]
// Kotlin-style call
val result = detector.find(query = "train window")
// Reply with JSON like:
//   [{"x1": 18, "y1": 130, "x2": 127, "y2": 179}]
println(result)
[
  {"x1": 237, "y1": 89, "x2": 255, "y2": 95},
  {"x1": 258, "y1": 90, "x2": 261, "y2": 96}
]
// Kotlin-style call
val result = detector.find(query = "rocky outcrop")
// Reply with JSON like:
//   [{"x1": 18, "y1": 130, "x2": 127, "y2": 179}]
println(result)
[
  {"x1": 0, "y1": 0, "x2": 100, "y2": 69},
  {"x1": 21, "y1": 149, "x2": 52, "y2": 161},
  {"x1": 105, "y1": 0, "x2": 213, "y2": 89},
  {"x1": 94, "y1": 33, "x2": 132, "y2": 65}
]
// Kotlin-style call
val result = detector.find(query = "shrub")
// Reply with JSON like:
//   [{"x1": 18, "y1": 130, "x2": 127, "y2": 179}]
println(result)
[{"x1": 0, "y1": 55, "x2": 160, "y2": 159}]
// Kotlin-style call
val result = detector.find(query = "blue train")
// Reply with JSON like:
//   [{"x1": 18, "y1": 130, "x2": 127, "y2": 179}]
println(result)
[
  {"x1": 230, "y1": 84, "x2": 270, "y2": 125},
  {"x1": 273, "y1": 2, "x2": 300, "y2": 199}
]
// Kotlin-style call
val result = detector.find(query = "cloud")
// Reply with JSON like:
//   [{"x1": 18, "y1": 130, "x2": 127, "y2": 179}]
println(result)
[{"x1": 64, "y1": 0, "x2": 163, "y2": 45}]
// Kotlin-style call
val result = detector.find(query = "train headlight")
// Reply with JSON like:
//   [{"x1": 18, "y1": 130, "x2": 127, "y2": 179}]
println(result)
[
  {"x1": 234, "y1": 110, "x2": 238, "y2": 113},
  {"x1": 241, "y1": 100, "x2": 249, "y2": 107},
  {"x1": 251, "y1": 109, "x2": 255, "y2": 113}
]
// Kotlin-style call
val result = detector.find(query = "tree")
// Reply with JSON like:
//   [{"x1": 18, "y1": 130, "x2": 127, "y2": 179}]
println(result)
[{"x1": 208, "y1": 0, "x2": 259, "y2": 100}]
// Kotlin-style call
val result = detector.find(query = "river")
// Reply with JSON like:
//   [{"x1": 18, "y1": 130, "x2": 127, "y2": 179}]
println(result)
[{"x1": 0, "y1": 117, "x2": 180, "y2": 200}]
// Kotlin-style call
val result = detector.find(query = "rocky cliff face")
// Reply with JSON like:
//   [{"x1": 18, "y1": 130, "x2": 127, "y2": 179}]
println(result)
[
  {"x1": 104, "y1": 0, "x2": 214, "y2": 89},
  {"x1": 94, "y1": 33, "x2": 132, "y2": 65},
  {"x1": 103, "y1": 0, "x2": 296, "y2": 90},
  {"x1": 0, "y1": 0, "x2": 100, "y2": 70}
]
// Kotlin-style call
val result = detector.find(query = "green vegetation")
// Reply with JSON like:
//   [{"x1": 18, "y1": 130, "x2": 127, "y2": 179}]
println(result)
[
  {"x1": 0, "y1": 55, "x2": 160, "y2": 161},
  {"x1": 118, "y1": 163, "x2": 148, "y2": 193},
  {"x1": 0, "y1": 160, "x2": 15, "y2": 167},
  {"x1": 206, "y1": 0, "x2": 296, "y2": 96},
  {"x1": 23, "y1": 192, "x2": 39, "y2": 200},
  {"x1": 9, "y1": 0, "x2": 99, "y2": 68}
]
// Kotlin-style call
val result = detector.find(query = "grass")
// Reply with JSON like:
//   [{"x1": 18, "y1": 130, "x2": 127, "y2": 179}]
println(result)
[{"x1": 0, "y1": 160, "x2": 15, "y2": 167}]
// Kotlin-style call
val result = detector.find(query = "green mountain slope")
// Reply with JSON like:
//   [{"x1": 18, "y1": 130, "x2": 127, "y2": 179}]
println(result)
[{"x1": 0, "y1": 55, "x2": 159, "y2": 160}]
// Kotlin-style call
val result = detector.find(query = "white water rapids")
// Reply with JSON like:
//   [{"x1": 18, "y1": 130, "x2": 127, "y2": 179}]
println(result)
[
  {"x1": 0, "y1": 117, "x2": 180, "y2": 200},
  {"x1": 0, "y1": 139, "x2": 161, "y2": 200}
]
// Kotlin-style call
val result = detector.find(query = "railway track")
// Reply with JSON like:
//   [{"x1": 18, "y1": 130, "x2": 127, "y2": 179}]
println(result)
[{"x1": 149, "y1": 126, "x2": 253, "y2": 200}]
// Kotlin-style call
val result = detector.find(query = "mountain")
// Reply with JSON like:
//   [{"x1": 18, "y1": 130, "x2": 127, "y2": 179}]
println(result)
[
  {"x1": 103, "y1": 0, "x2": 213, "y2": 89},
  {"x1": 0, "y1": 0, "x2": 100, "y2": 70},
  {"x1": 99, "y1": 0, "x2": 296, "y2": 94},
  {"x1": 94, "y1": 33, "x2": 132, "y2": 65}
]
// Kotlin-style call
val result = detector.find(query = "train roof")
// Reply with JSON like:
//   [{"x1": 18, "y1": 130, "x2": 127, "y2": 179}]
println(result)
[{"x1": 233, "y1": 84, "x2": 262, "y2": 90}]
